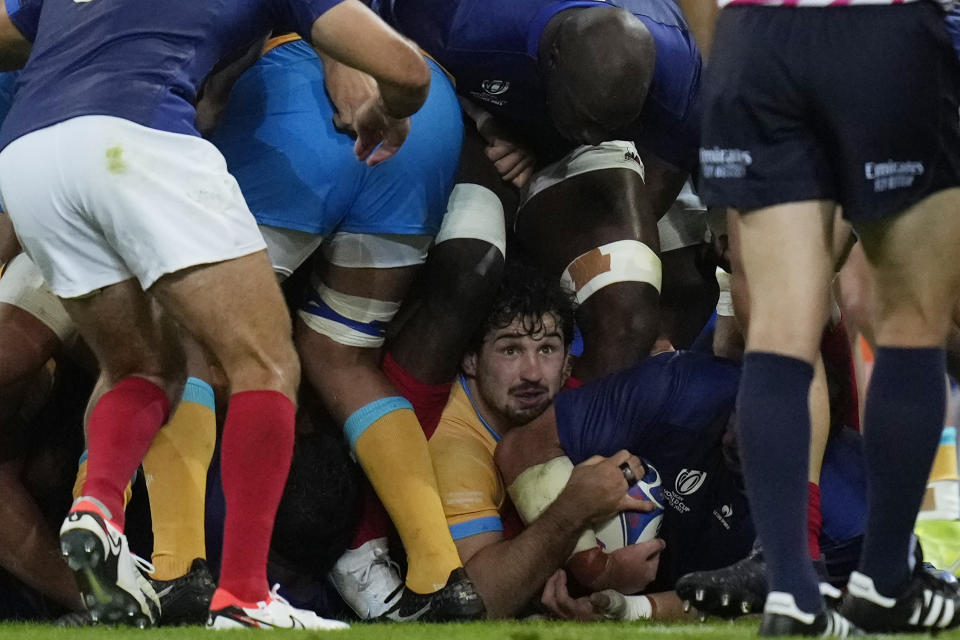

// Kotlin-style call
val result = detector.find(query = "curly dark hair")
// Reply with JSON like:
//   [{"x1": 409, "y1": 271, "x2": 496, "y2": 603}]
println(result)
[{"x1": 466, "y1": 262, "x2": 577, "y2": 355}]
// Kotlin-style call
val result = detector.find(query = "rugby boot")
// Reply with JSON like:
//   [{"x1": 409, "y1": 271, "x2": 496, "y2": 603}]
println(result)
[
  {"x1": 760, "y1": 592, "x2": 861, "y2": 637},
  {"x1": 328, "y1": 538, "x2": 403, "y2": 619},
  {"x1": 678, "y1": 546, "x2": 838, "y2": 621},
  {"x1": 207, "y1": 584, "x2": 349, "y2": 630},
  {"x1": 59, "y1": 502, "x2": 161, "y2": 627},
  {"x1": 380, "y1": 568, "x2": 485, "y2": 622},
  {"x1": 677, "y1": 546, "x2": 768, "y2": 619},
  {"x1": 149, "y1": 558, "x2": 216, "y2": 626},
  {"x1": 839, "y1": 568, "x2": 960, "y2": 633}
]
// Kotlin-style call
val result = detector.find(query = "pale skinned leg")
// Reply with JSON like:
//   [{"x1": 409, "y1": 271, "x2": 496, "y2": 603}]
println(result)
[
  {"x1": 732, "y1": 200, "x2": 836, "y2": 610},
  {"x1": 729, "y1": 204, "x2": 836, "y2": 485},
  {"x1": 296, "y1": 258, "x2": 464, "y2": 593},
  {"x1": 854, "y1": 189, "x2": 960, "y2": 349},
  {"x1": 296, "y1": 261, "x2": 417, "y2": 422},
  {"x1": 849, "y1": 188, "x2": 960, "y2": 594}
]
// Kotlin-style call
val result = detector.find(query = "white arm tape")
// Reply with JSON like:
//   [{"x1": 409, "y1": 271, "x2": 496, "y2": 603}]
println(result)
[
  {"x1": 560, "y1": 239, "x2": 662, "y2": 305},
  {"x1": 434, "y1": 183, "x2": 506, "y2": 257},
  {"x1": 715, "y1": 267, "x2": 735, "y2": 318},
  {"x1": 507, "y1": 456, "x2": 597, "y2": 556},
  {"x1": 598, "y1": 592, "x2": 653, "y2": 620}
]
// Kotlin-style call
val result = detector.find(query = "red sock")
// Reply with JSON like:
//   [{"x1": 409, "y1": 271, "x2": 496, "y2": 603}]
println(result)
[
  {"x1": 348, "y1": 480, "x2": 394, "y2": 549},
  {"x1": 218, "y1": 390, "x2": 295, "y2": 604},
  {"x1": 81, "y1": 377, "x2": 169, "y2": 531},
  {"x1": 807, "y1": 482, "x2": 823, "y2": 561}
]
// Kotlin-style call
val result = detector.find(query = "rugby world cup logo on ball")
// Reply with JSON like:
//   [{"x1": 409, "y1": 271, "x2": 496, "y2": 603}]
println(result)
[{"x1": 594, "y1": 461, "x2": 665, "y2": 551}]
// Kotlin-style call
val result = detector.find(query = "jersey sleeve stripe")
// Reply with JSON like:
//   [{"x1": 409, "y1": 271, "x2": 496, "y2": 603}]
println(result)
[{"x1": 449, "y1": 516, "x2": 504, "y2": 540}]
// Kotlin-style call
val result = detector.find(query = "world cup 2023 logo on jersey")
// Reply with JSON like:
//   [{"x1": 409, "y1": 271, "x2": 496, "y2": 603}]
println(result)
[{"x1": 660, "y1": 468, "x2": 707, "y2": 514}]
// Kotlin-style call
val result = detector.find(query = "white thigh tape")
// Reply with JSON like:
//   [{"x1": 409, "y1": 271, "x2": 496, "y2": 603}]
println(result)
[
  {"x1": 561, "y1": 240, "x2": 662, "y2": 305},
  {"x1": 298, "y1": 282, "x2": 401, "y2": 348},
  {"x1": 522, "y1": 140, "x2": 645, "y2": 206},
  {"x1": 0, "y1": 253, "x2": 76, "y2": 342},
  {"x1": 715, "y1": 267, "x2": 735, "y2": 317},
  {"x1": 435, "y1": 183, "x2": 506, "y2": 256}
]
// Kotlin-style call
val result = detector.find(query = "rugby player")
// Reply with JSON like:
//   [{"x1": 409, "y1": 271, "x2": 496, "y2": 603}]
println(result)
[
  {"x1": 204, "y1": 35, "x2": 484, "y2": 621},
  {"x1": 428, "y1": 266, "x2": 866, "y2": 620},
  {"x1": 377, "y1": 0, "x2": 707, "y2": 380},
  {"x1": 0, "y1": 0, "x2": 431, "y2": 628},
  {"x1": 699, "y1": 0, "x2": 960, "y2": 634}
]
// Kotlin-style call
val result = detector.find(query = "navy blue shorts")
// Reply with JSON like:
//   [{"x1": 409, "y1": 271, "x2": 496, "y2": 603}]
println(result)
[{"x1": 699, "y1": 3, "x2": 960, "y2": 223}]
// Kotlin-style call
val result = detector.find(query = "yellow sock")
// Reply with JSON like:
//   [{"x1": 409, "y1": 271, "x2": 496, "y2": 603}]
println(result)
[
  {"x1": 349, "y1": 397, "x2": 461, "y2": 594},
  {"x1": 73, "y1": 456, "x2": 133, "y2": 509},
  {"x1": 141, "y1": 377, "x2": 216, "y2": 581}
]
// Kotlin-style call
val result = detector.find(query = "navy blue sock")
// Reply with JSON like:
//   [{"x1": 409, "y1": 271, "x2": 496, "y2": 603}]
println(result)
[
  {"x1": 738, "y1": 352, "x2": 822, "y2": 614},
  {"x1": 859, "y1": 346, "x2": 945, "y2": 597}
]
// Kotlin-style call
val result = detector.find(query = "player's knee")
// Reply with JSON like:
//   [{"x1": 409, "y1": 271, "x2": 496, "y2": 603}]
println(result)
[
  {"x1": 220, "y1": 332, "x2": 300, "y2": 399},
  {"x1": 427, "y1": 239, "x2": 505, "y2": 316},
  {"x1": 577, "y1": 278, "x2": 661, "y2": 354}
]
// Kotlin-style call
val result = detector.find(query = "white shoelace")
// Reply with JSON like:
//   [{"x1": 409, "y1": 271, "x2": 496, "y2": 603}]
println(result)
[
  {"x1": 132, "y1": 554, "x2": 155, "y2": 576},
  {"x1": 357, "y1": 548, "x2": 401, "y2": 593}
]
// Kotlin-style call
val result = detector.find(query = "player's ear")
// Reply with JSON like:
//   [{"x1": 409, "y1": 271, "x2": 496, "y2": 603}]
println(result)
[
  {"x1": 561, "y1": 352, "x2": 573, "y2": 385},
  {"x1": 462, "y1": 351, "x2": 478, "y2": 376}
]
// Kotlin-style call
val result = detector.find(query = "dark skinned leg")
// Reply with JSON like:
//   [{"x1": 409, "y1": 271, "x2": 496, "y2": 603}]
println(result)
[{"x1": 516, "y1": 169, "x2": 660, "y2": 381}]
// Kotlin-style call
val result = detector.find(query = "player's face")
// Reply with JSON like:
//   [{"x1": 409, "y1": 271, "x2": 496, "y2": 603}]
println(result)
[{"x1": 474, "y1": 314, "x2": 568, "y2": 427}]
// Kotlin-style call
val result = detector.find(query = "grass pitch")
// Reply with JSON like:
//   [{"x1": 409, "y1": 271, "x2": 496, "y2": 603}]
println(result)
[{"x1": 0, "y1": 620, "x2": 958, "y2": 639}]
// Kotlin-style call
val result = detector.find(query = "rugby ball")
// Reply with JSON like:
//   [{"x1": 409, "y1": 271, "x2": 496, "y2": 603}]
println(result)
[{"x1": 593, "y1": 461, "x2": 664, "y2": 551}]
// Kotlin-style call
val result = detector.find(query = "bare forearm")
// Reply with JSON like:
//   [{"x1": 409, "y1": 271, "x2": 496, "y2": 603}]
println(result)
[
  {"x1": 648, "y1": 591, "x2": 696, "y2": 621},
  {"x1": 310, "y1": 1, "x2": 429, "y2": 118},
  {"x1": 465, "y1": 503, "x2": 587, "y2": 618}
]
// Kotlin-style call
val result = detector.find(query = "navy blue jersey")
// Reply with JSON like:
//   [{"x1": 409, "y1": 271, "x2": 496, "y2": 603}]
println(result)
[
  {"x1": 948, "y1": 8, "x2": 960, "y2": 59},
  {"x1": 555, "y1": 350, "x2": 866, "y2": 589},
  {"x1": 377, "y1": 0, "x2": 702, "y2": 170},
  {"x1": 1, "y1": 0, "x2": 341, "y2": 148}
]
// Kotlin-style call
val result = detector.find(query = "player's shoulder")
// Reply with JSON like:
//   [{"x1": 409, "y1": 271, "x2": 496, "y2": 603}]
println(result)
[{"x1": 430, "y1": 382, "x2": 499, "y2": 457}]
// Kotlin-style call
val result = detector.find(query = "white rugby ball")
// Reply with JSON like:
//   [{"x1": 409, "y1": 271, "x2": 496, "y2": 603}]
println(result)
[{"x1": 593, "y1": 461, "x2": 665, "y2": 551}]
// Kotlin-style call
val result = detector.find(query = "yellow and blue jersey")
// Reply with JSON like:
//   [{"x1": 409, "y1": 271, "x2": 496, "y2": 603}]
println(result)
[{"x1": 429, "y1": 376, "x2": 512, "y2": 541}]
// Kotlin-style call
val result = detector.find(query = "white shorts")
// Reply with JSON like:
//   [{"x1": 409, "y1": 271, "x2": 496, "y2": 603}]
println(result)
[
  {"x1": 658, "y1": 180, "x2": 708, "y2": 253},
  {"x1": 259, "y1": 225, "x2": 433, "y2": 279},
  {"x1": 521, "y1": 140, "x2": 646, "y2": 207},
  {"x1": 0, "y1": 116, "x2": 266, "y2": 298},
  {"x1": 0, "y1": 253, "x2": 76, "y2": 342}
]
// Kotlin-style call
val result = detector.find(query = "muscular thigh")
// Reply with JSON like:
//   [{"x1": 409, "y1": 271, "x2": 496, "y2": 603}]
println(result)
[{"x1": 517, "y1": 167, "x2": 657, "y2": 273}]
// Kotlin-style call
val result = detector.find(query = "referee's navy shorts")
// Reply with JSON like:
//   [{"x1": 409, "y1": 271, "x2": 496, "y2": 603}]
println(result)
[{"x1": 698, "y1": 2, "x2": 960, "y2": 223}]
